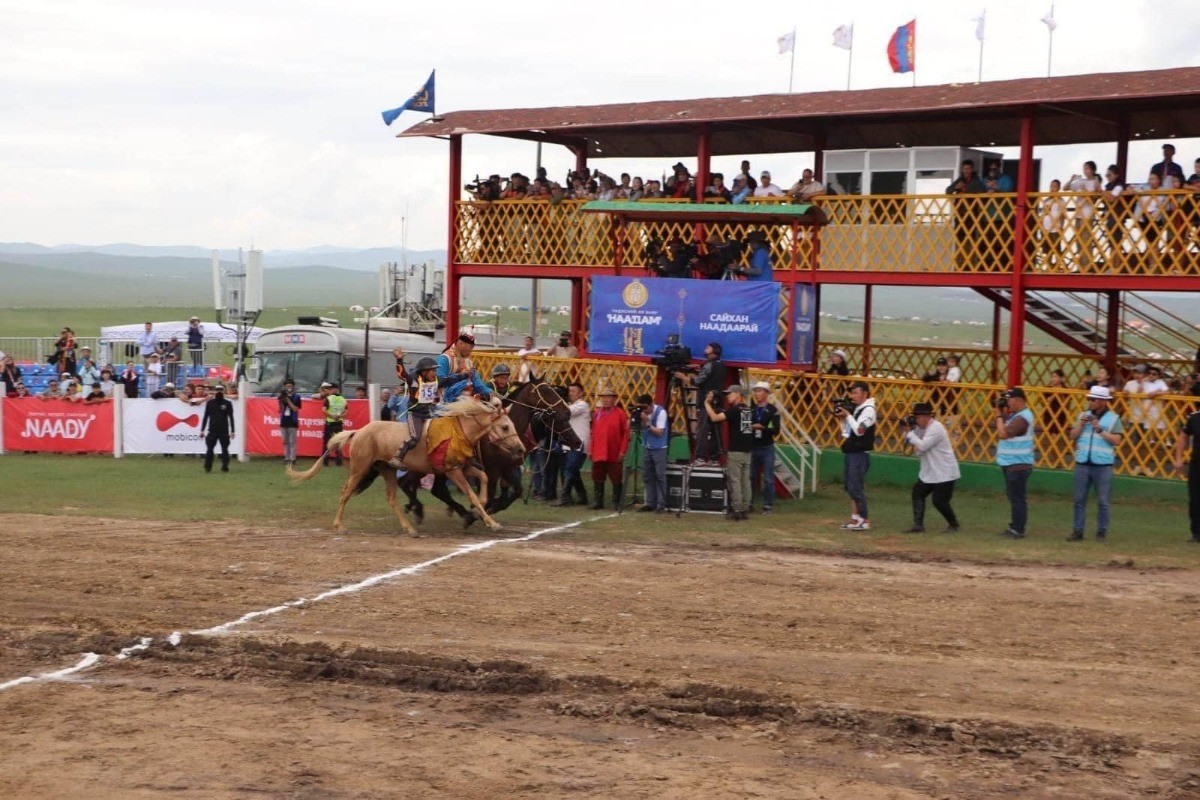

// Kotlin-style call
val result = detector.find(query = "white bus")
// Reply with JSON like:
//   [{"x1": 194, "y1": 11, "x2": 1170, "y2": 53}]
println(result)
[{"x1": 249, "y1": 324, "x2": 445, "y2": 396}]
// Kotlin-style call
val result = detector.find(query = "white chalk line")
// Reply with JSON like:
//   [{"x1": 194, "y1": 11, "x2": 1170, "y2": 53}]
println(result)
[{"x1": 0, "y1": 515, "x2": 614, "y2": 692}]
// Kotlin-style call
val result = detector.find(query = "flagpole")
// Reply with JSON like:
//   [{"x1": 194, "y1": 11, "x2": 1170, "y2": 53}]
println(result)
[
  {"x1": 977, "y1": 37, "x2": 984, "y2": 83},
  {"x1": 846, "y1": 23, "x2": 854, "y2": 90},
  {"x1": 1046, "y1": 3, "x2": 1055, "y2": 76},
  {"x1": 788, "y1": 26, "x2": 796, "y2": 92}
]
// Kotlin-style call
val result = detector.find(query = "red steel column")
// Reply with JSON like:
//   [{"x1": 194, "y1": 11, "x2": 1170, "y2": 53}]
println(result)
[
  {"x1": 695, "y1": 124, "x2": 712, "y2": 202},
  {"x1": 1105, "y1": 290, "x2": 1121, "y2": 372},
  {"x1": 813, "y1": 130, "x2": 827, "y2": 181},
  {"x1": 862, "y1": 285, "x2": 873, "y2": 373},
  {"x1": 1006, "y1": 111, "x2": 1035, "y2": 387},
  {"x1": 572, "y1": 278, "x2": 586, "y2": 354},
  {"x1": 991, "y1": 302, "x2": 1002, "y2": 383},
  {"x1": 1115, "y1": 113, "x2": 1130, "y2": 182},
  {"x1": 445, "y1": 134, "x2": 463, "y2": 346}
]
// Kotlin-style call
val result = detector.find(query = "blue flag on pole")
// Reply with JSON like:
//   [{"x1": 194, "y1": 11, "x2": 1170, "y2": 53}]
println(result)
[{"x1": 381, "y1": 70, "x2": 435, "y2": 126}]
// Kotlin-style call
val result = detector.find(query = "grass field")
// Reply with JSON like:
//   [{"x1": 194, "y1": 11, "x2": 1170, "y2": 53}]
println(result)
[{"x1": 8, "y1": 453, "x2": 1196, "y2": 568}]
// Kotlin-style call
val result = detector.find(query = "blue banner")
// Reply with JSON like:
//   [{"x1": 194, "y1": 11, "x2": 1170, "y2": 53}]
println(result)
[
  {"x1": 589, "y1": 277, "x2": 780, "y2": 364},
  {"x1": 791, "y1": 283, "x2": 817, "y2": 365}
]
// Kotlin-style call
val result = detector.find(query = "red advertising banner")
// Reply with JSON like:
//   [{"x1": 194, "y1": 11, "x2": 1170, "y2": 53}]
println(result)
[
  {"x1": 2, "y1": 398, "x2": 115, "y2": 453},
  {"x1": 244, "y1": 398, "x2": 370, "y2": 457}
]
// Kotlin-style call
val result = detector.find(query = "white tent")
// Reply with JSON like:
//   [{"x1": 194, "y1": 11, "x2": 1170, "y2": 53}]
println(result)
[{"x1": 99, "y1": 320, "x2": 266, "y2": 343}]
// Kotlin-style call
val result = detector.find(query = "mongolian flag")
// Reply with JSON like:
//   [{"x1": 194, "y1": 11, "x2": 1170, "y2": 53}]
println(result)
[
  {"x1": 887, "y1": 20, "x2": 916, "y2": 74},
  {"x1": 381, "y1": 70, "x2": 436, "y2": 126}
]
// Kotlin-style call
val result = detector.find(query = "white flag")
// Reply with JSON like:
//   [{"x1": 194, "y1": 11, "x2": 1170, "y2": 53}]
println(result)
[
  {"x1": 777, "y1": 29, "x2": 795, "y2": 54},
  {"x1": 832, "y1": 23, "x2": 854, "y2": 51},
  {"x1": 974, "y1": 9, "x2": 986, "y2": 42},
  {"x1": 1041, "y1": 7, "x2": 1057, "y2": 31}
]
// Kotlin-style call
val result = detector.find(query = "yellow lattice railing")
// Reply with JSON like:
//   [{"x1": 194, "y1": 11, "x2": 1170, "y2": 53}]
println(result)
[
  {"x1": 1022, "y1": 189, "x2": 1200, "y2": 276},
  {"x1": 471, "y1": 352, "x2": 1193, "y2": 480},
  {"x1": 470, "y1": 352, "x2": 657, "y2": 412},
  {"x1": 817, "y1": 342, "x2": 1195, "y2": 390},
  {"x1": 454, "y1": 192, "x2": 1200, "y2": 278}
]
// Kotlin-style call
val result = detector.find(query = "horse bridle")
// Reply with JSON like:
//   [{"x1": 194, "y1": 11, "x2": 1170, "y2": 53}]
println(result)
[{"x1": 506, "y1": 382, "x2": 577, "y2": 441}]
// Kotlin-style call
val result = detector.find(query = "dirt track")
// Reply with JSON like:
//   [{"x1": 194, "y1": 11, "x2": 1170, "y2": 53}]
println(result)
[{"x1": 1, "y1": 513, "x2": 1199, "y2": 799}]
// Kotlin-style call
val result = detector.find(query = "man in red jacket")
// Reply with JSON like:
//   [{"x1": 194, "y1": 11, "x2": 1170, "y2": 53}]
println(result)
[{"x1": 589, "y1": 383, "x2": 630, "y2": 512}]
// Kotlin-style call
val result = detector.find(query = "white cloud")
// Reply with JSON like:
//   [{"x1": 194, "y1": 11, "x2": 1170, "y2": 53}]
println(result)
[{"x1": 1, "y1": 0, "x2": 1198, "y2": 249}]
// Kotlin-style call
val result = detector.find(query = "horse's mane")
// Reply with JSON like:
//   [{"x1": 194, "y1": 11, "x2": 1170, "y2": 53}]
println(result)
[{"x1": 439, "y1": 395, "x2": 501, "y2": 418}]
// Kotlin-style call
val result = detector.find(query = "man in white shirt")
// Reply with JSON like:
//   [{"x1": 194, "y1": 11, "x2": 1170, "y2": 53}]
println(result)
[
  {"x1": 515, "y1": 335, "x2": 540, "y2": 382},
  {"x1": 787, "y1": 169, "x2": 825, "y2": 202},
  {"x1": 753, "y1": 171, "x2": 783, "y2": 198},
  {"x1": 136, "y1": 321, "x2": 160, "y2": 366},
  {"x1": 902, "y1": 402, "x2": 961, "y2": 533},
  {"x1": 551, "y1": 381, "x2": 592, "y2": 507},
  {"x1": 1123, "y1": 364, "x2": 1169, "y2": 472}
]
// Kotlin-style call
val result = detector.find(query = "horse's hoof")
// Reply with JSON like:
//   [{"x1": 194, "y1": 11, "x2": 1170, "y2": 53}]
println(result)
[{"x1": 486, "y1": 521, "x2": 502, "y2": 531}]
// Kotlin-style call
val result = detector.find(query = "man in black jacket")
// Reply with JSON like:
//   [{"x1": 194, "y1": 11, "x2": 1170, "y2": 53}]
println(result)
[
  {"x1": 201, "y1": 384, "x2": 236, "y2": 473},
  {"x1": 675, "y1": 342, "x2": 726, "y2": 465}
]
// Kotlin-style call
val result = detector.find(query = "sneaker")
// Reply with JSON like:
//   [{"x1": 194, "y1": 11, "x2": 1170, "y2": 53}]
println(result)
[
  {"x1": 1096, "y1": 532, "x2": 1107, "y2": 541},
  {"x1": 1066, "y1": 531, "x2": 1084, "y2": 542},
  {"x1": 945, "y1": 525, "x2": 960, "y2": 533},
  {"x1": 846, "y1": 520, "x2": 871, "y2": 531},
  {"x1": 1001, "y1": 527, "x2": 1026, "y2": 539},
  {"x1": 839, "y1": 518, "x2": 862, "y2": 530},
  {"x1": 635, "y1": 505, "x2": 655, "y2": 513},
  {"x1": 762, "y1": 506, "x2": 773, "y2": 515},
  {"x1": 902, "y1": 525, "x2": 925, "y2": 534}
]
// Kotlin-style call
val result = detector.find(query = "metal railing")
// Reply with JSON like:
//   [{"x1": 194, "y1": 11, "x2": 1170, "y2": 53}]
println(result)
[
  {"x1": 469, "y1": 352, "x2": 1194, "y2": 481},
  {"x1": 454, "y1": 191, "x2": 1200, "y2": 278}
]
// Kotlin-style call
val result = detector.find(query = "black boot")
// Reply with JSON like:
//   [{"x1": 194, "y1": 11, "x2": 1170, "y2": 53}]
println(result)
[
  {"x1": 387, "y1": 439, "x2": 415, "y2": 470},
  {"x1": 589, "y1": 482, "x2": 605, "y2": 510},
  {"x1": 611, "y1": 482, "x2": 624, "y2": 513}
]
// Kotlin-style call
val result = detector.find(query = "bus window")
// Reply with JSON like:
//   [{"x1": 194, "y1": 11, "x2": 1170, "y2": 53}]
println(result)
[
  {"x1": 292, "y1": 353, "x2": 340, "y2": 395},
  {"x1": 342, "y1": 355, "x2": 365, "y2": 385}
]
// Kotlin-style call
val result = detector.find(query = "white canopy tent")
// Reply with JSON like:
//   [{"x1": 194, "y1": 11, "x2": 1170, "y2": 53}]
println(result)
[{"x1": 99, "y1": 320, "x2": 266, "y2": 365}]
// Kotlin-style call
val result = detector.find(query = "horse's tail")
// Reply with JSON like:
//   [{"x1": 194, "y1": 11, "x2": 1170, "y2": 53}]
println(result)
[{"x1": 286, "y1": 429, "x2": 357, "y2": 483}]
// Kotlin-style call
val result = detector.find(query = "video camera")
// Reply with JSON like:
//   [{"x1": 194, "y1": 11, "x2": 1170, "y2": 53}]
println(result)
[
  {"x1": 464, "y1": 174, "x2": 500, "y2": 200},
  {"x1": 651, "y1": 334, "x2": 693, "y2": 373},
  {"x1": 830, "y1": 396, "x2": 856, "y2": 415},
  {"x1": 993, "y1": 391, "x2": 1011, "y2": 411},
  {"x1": 899, "y1": 413, "x2": 918, "y2": 428}
]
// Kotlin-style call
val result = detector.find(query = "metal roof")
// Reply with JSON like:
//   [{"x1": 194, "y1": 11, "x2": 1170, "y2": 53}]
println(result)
[{"x1": 400, "y1": 67, "x2": 1200, "y2": 157}]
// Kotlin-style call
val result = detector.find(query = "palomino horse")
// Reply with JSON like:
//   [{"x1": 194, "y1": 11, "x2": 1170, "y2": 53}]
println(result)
[
  {"x1": 288, "y1": 396, "x2": 524, "y2": 533},
  {"x1": 399, "y1": 378, "x2": 584, "y2": 525}
]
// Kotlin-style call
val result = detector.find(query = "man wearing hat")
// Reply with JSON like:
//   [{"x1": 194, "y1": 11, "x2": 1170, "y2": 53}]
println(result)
[
  {"x1": 436, "y1": 331, "x2": 491, "y2": 404},
  {"x1": 589, "y1": 382, "x2": 629, "y2": 512},
  {"x1": 1068, "y1": 386, "x2": 1124, "y2": 541},
  {"x1": 731, "y1": 231, "x2": 772, "y2": 282},
  {"x1": 632, "y1": 392, "x2": 670, "y2": 513},
  {"x1": 545, "y1": 331, "x2": 579, "y2": 359},
  {"x1": 749, "y1": 381, "x2": 781, "y2": 514},
  {"x1": 752, "y1": 171, "x2": 783, "y2": 198},
  {"x1": 994, "y1": 387, "x2": 1037, "y2": 538},
  {"x1": 187, "y1": 316, "x2": 205, "y2": 368},
  {"x1": 150, "y1": 381, "x2": 176, "y2": 400},
  {"x1": 704, "y1": 385, "x2": 755, "y2": 520},
  {"x1": 902, "y1": 402, "x2": 961, "y2": 533},
  {"x1": 201, "y1": 383, "x2": 236, "y2": 473}
]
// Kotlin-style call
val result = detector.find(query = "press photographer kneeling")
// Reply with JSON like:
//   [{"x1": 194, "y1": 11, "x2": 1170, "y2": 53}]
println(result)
[{"x1": 900, "y1": 402, "x2": 961, "y2": 533}]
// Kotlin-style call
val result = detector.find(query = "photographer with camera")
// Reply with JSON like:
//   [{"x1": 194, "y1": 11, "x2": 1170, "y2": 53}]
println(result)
[
  {"x1": 749, "y1": 381, "x2": 781, "y2": 514},
  {"x1": 1067, "y1": 386, "x2": 1124, "y2": 542},
  {"x1": 465, "y1": 174, "x2": 502, "y2": 202},
  {"x1": 545, "y1": 330, "x2": 579, "y2": 359},
  {"x1": 277, "y1": 378, "x2": 301, "y2": 465},
  {"x1": 674, "y1": 342, "x2": 727, "y2": 465},
  {"x1": 633, "y1": 393, "x2": 670, "y2": 513},
  {"x1": 901, "y1": 402, "x2": 961, "y2": 533},
  {"x1": 725, "y1": 230, "x2": 772, "y2": 282},
  {"x1": 704, "y1": 385, "x2": 754, "y2": 521},
  {"x1": 834, "y1": 381, "x2": 876, "y2": 531},
  {"x1": 993, "y1": 387, "x2": 1036, "y2": 539}
]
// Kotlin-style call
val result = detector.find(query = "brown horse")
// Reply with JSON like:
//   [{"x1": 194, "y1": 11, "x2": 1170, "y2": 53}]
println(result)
[{"x1": 288, "y1": 396, "x2": 524, "y2": 534}]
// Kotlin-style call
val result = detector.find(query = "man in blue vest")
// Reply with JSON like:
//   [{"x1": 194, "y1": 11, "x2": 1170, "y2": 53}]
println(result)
[
  {"x1": 994, "y1": 387, "x2": 1036, "y2": 538},
  {"x1": 1067, "y1": 386, "x2": 1124, "y2": 541},
  {"x1": 436, "y1": 332, "x2": 491, "y2": 404}
]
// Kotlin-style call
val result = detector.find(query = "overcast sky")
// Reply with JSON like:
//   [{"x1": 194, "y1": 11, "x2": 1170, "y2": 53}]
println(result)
[{"x1": 3, "y1": 0, "x2": 1199, "y2": 251}]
